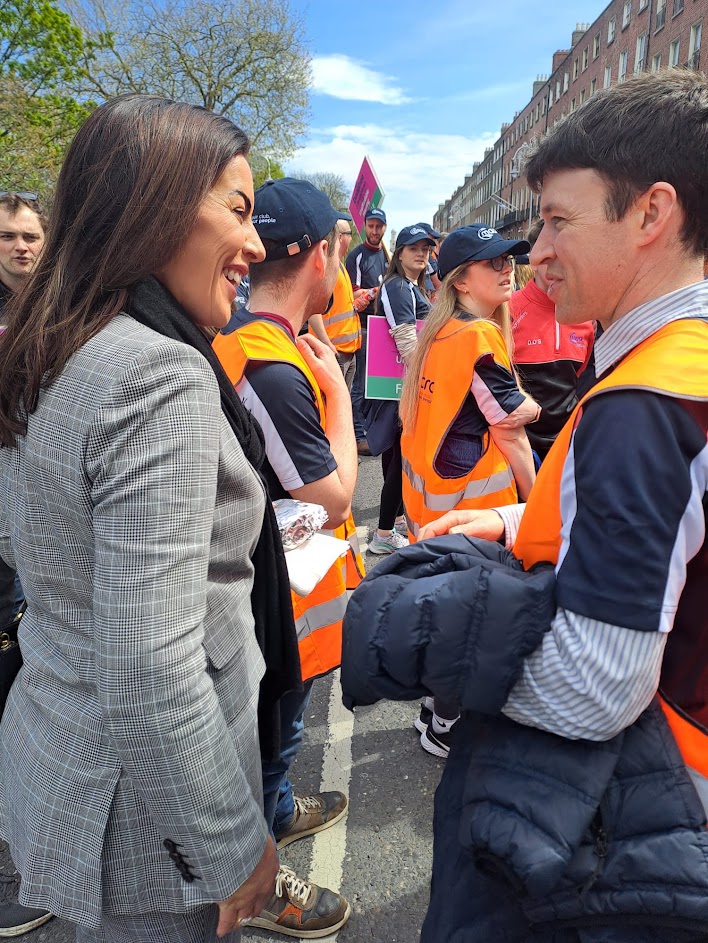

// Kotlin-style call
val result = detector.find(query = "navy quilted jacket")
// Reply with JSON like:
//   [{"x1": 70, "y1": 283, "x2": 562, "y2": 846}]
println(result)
[{"x1": 341, "y1": 535, "x2": 708, "y2": 935}]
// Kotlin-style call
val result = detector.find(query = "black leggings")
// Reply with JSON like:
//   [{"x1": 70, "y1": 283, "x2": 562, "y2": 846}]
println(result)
[{"x1": 378, "y1": 430, "x2": 404, "y2": 530}]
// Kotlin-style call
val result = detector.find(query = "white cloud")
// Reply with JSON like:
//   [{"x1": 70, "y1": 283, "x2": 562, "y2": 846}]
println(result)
[
  {"x1": 287, "y1": 123, "x2": 497, "y2": 240},
  {"x1": 310, "y1": 55, "x2": 412, "y2": 106}
]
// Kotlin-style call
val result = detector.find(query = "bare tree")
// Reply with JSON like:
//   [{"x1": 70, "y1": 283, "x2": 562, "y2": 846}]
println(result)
[
  {"x1": 291, "y1": 171, "x2": 350, "y2": 213},
  {"x1": 68, "y1": 0, "x2": 311, "y2": 159}
]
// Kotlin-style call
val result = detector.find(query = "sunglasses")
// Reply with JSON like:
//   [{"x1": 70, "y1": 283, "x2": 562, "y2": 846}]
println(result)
[
  {"x1": 0, "y1": 191, "x2": 39, "y2": 202},
  {"x1": 473, "y1": 254, "x2": 515, "y2": 273}
]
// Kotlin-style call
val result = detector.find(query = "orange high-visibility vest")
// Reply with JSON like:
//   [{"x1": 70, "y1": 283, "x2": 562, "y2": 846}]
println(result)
[
  {"x1": 401, "y1": 317, "x2": 518, "y2": 540},
  {"x1": 514, "y1": 317, "x2": 708, "y2": 798},
  {"x1": 213, "y1": 319, "x2": 364, "y2": 682},
  {"x1": 309, "y1": 264, "x2": 362, "y2": 354}
]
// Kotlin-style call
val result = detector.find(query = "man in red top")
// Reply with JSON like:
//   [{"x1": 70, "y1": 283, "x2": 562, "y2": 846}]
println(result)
[{"x1": 510, "y1": 219, "x2": 594, "y2": 460}]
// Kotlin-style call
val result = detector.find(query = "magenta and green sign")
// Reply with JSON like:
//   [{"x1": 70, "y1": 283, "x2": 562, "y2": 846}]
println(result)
[
  {"x1": 365, "y1": 316, "x2": 425, "y2": 400},
  {"x1": 349, "y1": 157, "x2": 385, "y2": 239}
]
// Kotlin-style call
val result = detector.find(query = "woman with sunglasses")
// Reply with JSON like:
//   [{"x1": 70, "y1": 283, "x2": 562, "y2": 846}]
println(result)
[{"x1": 400, "y1": 225, "x2": 539, "y2": 756}]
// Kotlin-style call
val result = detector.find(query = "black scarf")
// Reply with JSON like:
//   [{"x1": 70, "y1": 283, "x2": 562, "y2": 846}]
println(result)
[{"x1": 128, "y1": 277, "x2": 302, "y2": 760}]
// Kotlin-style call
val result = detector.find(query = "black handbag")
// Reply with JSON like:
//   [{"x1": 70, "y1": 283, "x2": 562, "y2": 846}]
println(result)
[{"x1": 0, "y1": 604, "x2": 24, "y2": 720}]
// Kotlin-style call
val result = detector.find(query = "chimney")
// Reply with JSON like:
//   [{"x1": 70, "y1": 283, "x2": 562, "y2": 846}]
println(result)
[
  {"x1": 532, "y1": 77, "x2": 547, "y2": 96},
  {"x1": 571, "y1": 22, "x2": 588, "y2": 46},
  {"x1": 552, "y1": 49, "x2": 569, "y2": 72}
]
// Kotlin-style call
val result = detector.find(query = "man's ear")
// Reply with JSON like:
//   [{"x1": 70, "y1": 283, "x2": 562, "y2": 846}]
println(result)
[
  {"x1": 634, "y1": 182, "x2": 679, "y2": 248},
  {"x1": 309, "y1": 239, "x2": 329, "y2": 277}
]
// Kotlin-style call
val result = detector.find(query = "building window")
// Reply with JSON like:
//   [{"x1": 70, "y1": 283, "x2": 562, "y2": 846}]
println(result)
[
  {"x1": 573, "y1": 57, "x2": 579, "y2": 80},
  {"x1": 604, "y1": 64, "x2": 612, "y2": 87},
  {"x1": 651, "y1": 52, "x2": 662, "y2": 70},
  {"x1": 593, "y1": 33, "x2": 601, "y2": 58},
  {"x1": 580, "y1": 88, "x2": 586, "y2": 103},
  {"x1": 639, "y1": 0, "x2": 648, "y2": 8},
  {"x1": 618, "y1": 49, "x2": 629, "y2": 81},
  {"x1": 563, "y1": 72, "x2": 569, "y2": 92},
  {"x1": 688, "y1": 21, "x2": 701, "y2": 68},
  {"x1": 570, "y1": 97, "x2": 576, "y2": 112},
  {"x1": 582, "y1": 47, "x2": 589, "y2": 70},
  {"x1": 556, "y1": 80, "x2": 561, "y2": 99},
  {"x1": 672, "y1": 0, "x2": 683, "y2": 16},
  {"x1": 655, "y1": 0, "x2": 666, "y2": 31},
  {"x1": 635, "y1": 33, "x2": 647, "y2": 72},
  {"x1": 590, "y1": 77, "x2": 597, "y2": 95},
  {"x1": 669, "y1": 38, "x2": 680, "y2": 66},
  {"x1": 622, "y1": 1, "x2": 631, "y2": 28},
  {"x1": 608, "y1": 16, "x2": 616, "y2": 43}
]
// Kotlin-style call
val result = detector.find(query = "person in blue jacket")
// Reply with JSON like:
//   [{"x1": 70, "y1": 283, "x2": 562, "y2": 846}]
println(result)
[{"x1": 366, "y1": 225, "x2": 434, "y2": 555}]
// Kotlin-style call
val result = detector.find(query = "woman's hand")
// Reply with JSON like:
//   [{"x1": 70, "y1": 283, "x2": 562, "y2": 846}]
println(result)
[
  {"x1": 419, "y1": 509, "x2": 505, "y2": 542},
  {"x1": 216, "y1": 835, "x2": 279, "y2": 937},
  {"x1": 297, "y1": 334, "x2": 347, "y2": 398}
]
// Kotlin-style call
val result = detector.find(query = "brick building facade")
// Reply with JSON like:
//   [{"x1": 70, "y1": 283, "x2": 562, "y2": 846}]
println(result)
[{"x1": 434, "y1": 0, "x2": 706, "y2": 237}]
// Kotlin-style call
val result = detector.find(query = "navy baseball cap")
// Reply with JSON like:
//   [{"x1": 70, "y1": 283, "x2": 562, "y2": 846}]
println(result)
[
  {"x1": 437, "y1": 225, "x2": 530, "y2": 280},
  {"x1": 253, "y1": 177, "x2": 341, "y2": 262},
  {"x1": 515, "y1": 254, "x2": 530, "y2": 266},
  {"x1": 416, "y1": 222, "x2": 442, "y2": 240},
  {"x1": 395, "y1": 225, "x2": 436, "y2": 250},
  {"x1": 364, "y1": 207, "x2": 387, "y2": 224}
]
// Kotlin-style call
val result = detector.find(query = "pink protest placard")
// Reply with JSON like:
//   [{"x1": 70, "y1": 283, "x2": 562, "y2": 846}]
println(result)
[
  {"x1": 365, "y1": 315, "x2": 424, "y2": 400},
  {"x1": 349, "y1": 157, "x2": 385, "y2": 238}
]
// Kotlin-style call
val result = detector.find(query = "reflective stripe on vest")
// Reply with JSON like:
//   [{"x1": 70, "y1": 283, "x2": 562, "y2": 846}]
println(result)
[
  {"x1": 401, "y1": 317, "x2": 518, "y2": 540},
  {"x1": 513, "y1": 318, "x2": 708, "y2": 791},
  {"x1": 309, "y1": 265, "x2": 362, "y2": 354},
  {"x1": 402, "y1": 456, "x2": 514, "y2": 512},
  {"x1": 213, "y1": 318, "x2": 362, "y2": 681}
]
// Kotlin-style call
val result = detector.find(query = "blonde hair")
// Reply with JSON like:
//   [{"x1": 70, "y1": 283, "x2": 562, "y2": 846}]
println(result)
[
  {"x1": 400, "y1": 262, "x2": 514, "y2": 432},
  {"x1": 514, "y1": 263, "x2": 534, "y2": 291}
]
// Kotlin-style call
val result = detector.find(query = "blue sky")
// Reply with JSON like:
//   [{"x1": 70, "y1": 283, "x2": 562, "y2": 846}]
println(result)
[{"x1": 285, "y1": 0, "x2": 607, "y2": 240}]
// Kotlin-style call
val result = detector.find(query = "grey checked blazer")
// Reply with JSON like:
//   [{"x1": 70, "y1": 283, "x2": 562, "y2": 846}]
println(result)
[{"x1": 0, "y1": 314, "x2": 268, "y2": 928}]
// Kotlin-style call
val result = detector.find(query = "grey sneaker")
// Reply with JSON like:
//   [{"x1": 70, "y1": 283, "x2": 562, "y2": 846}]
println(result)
[
  {"x1": 0, "y1": 903, "x2": 53, "y2": 937},
  {"x1": 368, "y1": 530, "x2": 409, "y2": 555},
  {"x1": 246, "y1": 866, "x2": 351, "y2": 938}
]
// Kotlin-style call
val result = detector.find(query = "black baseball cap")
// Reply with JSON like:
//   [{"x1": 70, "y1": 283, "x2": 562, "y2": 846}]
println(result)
[
  {"x1": 364, "y1": 207, "x2": 387, "y2": 224},
  {"x1": 253, "y1": 177, "x2": 341, "y2": 262},
  {"x1": 395, "y1": 225, "x2": 436, "y2": 250},
  {"x1": 437, "y1": 225, "x2": 530, "y2": 280}
]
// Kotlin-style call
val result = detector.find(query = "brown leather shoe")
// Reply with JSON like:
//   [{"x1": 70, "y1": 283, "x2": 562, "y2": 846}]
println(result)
[
  {"x1": 356, "y1": 439, "x2": 372, "y2": 456},
  {"x1": 246, "y1": 866, "x2": 351, "y2": 938},
  {"x1": 275, "y1": 792, "x2": 348, "y2": 848}
]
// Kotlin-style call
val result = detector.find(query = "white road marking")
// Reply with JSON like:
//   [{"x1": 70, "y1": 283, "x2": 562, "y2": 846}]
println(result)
[{"x1": 307, "y1": 669, "x2": 354, "y2": 940}]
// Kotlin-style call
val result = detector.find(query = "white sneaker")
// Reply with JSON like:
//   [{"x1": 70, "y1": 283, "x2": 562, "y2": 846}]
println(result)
[
  {"x1": 368, "y1": 530, "x2": 409, "y2": 554},
  {"x1": 394, "y1": 516, "x2": 409, "y2": 537}
]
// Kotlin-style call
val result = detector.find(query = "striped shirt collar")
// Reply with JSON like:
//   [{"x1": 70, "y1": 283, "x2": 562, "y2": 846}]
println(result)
[{"x1": 595, "y1": 281, "x2": 708, "y2": 378}]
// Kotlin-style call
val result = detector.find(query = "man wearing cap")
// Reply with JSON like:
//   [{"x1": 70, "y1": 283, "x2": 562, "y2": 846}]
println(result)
[
  {"x1": 307, "y1": 215, "x2": 361, "y2": 389},
  {"x1": 346, "y1": 207, "x2": 388, "y2": 454},
  {"x1": 510, "y1": 219, "x2": 595, "y2": 461},
  {"x1": 213, "y1": 178, "x2": 361, "y2": 939}
]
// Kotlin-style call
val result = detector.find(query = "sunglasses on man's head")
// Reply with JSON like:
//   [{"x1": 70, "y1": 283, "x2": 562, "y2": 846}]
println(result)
[{"x1": 0, "y1": 191, "x2": 39, "y2": 202}]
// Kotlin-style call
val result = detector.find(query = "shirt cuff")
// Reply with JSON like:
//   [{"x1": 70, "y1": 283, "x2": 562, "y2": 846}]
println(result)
[{"x1": 494, "y1": 502, "x2": 526, "y2": 550}]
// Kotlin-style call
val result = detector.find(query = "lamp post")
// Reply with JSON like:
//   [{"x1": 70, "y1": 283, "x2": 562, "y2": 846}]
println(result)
[{"x1": 510, "y1": 142, "x2": 534, "y2": 237}]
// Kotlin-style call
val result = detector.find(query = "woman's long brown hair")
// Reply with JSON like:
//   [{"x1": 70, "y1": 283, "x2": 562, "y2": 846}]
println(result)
[{"x1": 0, "y1": 94, "x2": 249, "y2": 446}]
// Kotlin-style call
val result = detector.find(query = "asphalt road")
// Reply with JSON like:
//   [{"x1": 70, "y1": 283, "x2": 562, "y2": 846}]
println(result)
[{"x1": 0, "y1": 452, "x2": 443, "y2": 942}]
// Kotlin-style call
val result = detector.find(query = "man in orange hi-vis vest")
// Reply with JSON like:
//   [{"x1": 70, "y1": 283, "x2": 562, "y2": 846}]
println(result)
[
  {"x1": 417, "y1": 70, "x2": 708, "y2": 942},
  {"x1": 213, "y1": 178, "x2": 362, "y2": 939},
  {"x1": 308, "y1": 217, "x2": 361, "y2": 390}
]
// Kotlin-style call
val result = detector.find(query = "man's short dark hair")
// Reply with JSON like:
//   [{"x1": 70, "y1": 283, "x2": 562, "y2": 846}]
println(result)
[
  {"x1": 250, "y1": 226, "x2": 338, "y2": 294},
  {"x1": 525, "y1": 70, "x2": 708, "y2": 256},
  {"x1": 0, "y1": 193, "x2": 48, "y2": 232}
]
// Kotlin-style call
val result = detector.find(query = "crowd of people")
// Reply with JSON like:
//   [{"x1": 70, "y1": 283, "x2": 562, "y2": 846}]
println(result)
[{"x1": 0, "y1": 66, "x2": 706, "y2": 943}]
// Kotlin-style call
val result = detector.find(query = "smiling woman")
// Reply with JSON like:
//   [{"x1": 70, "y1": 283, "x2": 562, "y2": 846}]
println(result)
[{"x1": 0, "y1": 95, "x2": 300, "y2": 943}]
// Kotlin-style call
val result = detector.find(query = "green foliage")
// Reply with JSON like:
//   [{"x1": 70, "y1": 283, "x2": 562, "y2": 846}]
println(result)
[
  {"x1": 250, "y1": 154, "x2": 285, "y2": 190},
  {"x1": 69, "y1": 0, "x2": 311, "y2": 161}
]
